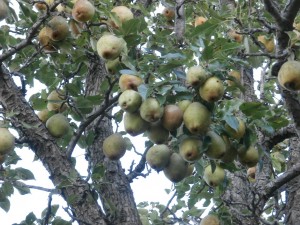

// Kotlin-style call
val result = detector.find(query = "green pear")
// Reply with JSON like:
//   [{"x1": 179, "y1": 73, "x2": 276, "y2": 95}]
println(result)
[
  {"x1": 238, "y1": 145, "x2": 259, "y2": 167},
  {"x1": 72, "y1": 0, "x2": 95, "y2": 22},
  {"x1": 186, "y1": 66, "x2": 208, "y2": 87},
  {"x1": 37, "y1": 109, "x2": 51, "y2": 123},
  {"x1": 103, "y1": 133, "x2": 127, "y2": 160},
  {"x1": 278, "y1": 60, "x2": 300, "y2": 91},
  {"x1": 0, "y1": 0, "x2": 9, "y2": 21},
  {"x1": 183, "y1": 102, "x2": 211, "y2": 135},
  {"x1": 46, "y1": 113, "x2": 70, "y2": 138},
  {"x1": 200, "y1": 215, "x2": 220, "y2": 225},
  {"x1": 199, "y1": 76, "x2": 224, "y2": 102},
  {"x1": 140, "y1": 98, "x2": 163, "y2": 123},
  {"x1": 224, "y1": 117, "x2": 246, "y2": 140},
  {"x1": 109, "y1": 6, "x2": 134, "y2": 29},
  {"x1": 161, "y1": 104, "x2": 183, "y2": 131},
  {"x1": 177, "y1": 100, "x2": 192, "y2": 113},
  {"x1": 146, "y1": 144, "x2": 172, "y2": 171},
  {"x1": 0, "y1": 128, "x2": 15, "y2": 155},
  {"x1": 163, "y1": 153, "x2": 188, "y2": 183},
  {"x1": 48, "y1": 16, "x2": 69, "y2": 42},
  {"x1": 105, "y1": 58, "x2": 122, "y2": 74},
  {"x1": 124, "y1": 112, "x2": 149, "y2": 136},
  {"x1": 247, "y1": 166, "x2": 256, "y2": 180},
  {"x1": 47, "y1": 89, "x2": 68, "y2": 113},
  {"x1": 179, "y1": 137, "x2": 202, "y2": 162},
  {"x1": 146, "y1": 121, "x2": 169, "y2": 144},
  {"x1": 97, "y1": 34, "x2": 126, "y2": 60},
  {"x1": 220, "y1": 135, "x2": 237, "y2": 163},
  {"x1": 203, "y1": 164, "x2": 225, "y2": 187},
  {"x1": 118, "y1": 90, "x2": 142, "y2": 113},
  {"x1": 204, "y1": 131, "x2": 226, "y2": 159}
]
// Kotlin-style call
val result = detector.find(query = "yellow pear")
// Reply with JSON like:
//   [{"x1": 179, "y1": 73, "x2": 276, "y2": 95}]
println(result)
[
  {"x1": 200, "y1": 215, "x2": 220, "y2": 225},
  {"x1": 46, "y1": 113, "x2": 70, "y2": 138},
  {"x1": 204, "y1": 131, "x2": 226, "y2": 159},
  {"x1": 97, "y1": 34, "x2": 126, "y2": 60},
  {"x1": 228, "y1": 29, "x2": 243, "y2": 43},
  {"x1": 183, "y1": 102, "x2": 211, "y2": 135},
  {"x1": 146, "y1": 144, "x2": 172, "y2": 171},
  {"x1": 186, "y1": 66, "x2": 208, "y2": 87},
  {"x1": 163, "y1": 153, "x2": 188, "y2": 183},
  {"x1": 118, "y1": 90, "x2": 142, "y2": 113},
  {"x1": 257, "y1": 35, "x2": 275, "y2": 53},
  {"x1": 34, "y1": 0, "x2": 54, "y2": 11},
  {"x1": 199, "y1": 76, "x2": 224, "y2": 102},
  {"x1": 48, "y1": 16, "x2": 69, "y2": 41},
  {"x1": 162, "y1": 7, "x2": 175, "y2": 21},
  {"x1": 227, "y1": 70, "x2": 241, "y2": 86},
  {"x1": 224, "y1": 117, "x2": 246, "y2": 140},
  {"x1": 0, "y1": 0, "x2": 9, "y2": 21},
  {"x1": 103, "y1": 133, "x2": 127, "y2": 160},
  {"x1": 37, "y1": 109, "x2": 51, "y2": 123},
  {"x1": 146, "y1": 121, "x2": 169, "y2": 144},
  {"x1": 161, "y1": 104, "x2": 183, "y2": 131},
  {"x1": 203, "y1": 164, "x2": 225, "y2": 187},
  {"x1": 72, "y1": 0, "x2": 95, "y2": 22},
  {"x1": 0, "y1": 128, "x2": 15, "y2": 155},
  {"x1": 139, "y1": 98, "x2": 163, "y2": 123},
  {"x1": 119, "y1": 74, "x2": 143, "y2": 92},
  {"x1": 47, "y1": 89, "x2": 68, "y2": 112},
  {"x1": 105, "y1": 58, "x2": 121, "y2": 75},
  {"x1": 177, "y1": 100, "x2": 192, "y2": 113},
  {"x1": 194, "y1": 16, "x2": 207, "y2": 27},
  {"x1": 110, "y1": 6, "x2": 134, "y2": 29},
  {"x1": 247, "y1": 166, "x2": 256, "y2": 179},
  {"x1": 278, "y1": 60, "x2": 300, "y2": 91},
  {"x1": 123, "y1": 112, "x2": 149, "y2": 136},
  {"x1": 179, "y1": 137, "x2": 202, "y2": 162},
  {"x1": 238, "y1": 145, "x2": 259, "y2": 167},
  {"x1": 38, "y1": 27, "x2": 56, "y2": 52}
]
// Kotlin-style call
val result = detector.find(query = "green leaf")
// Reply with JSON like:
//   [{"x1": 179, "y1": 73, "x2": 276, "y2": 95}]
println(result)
[
  {"x1": 41, "y1": 204, "x2": 59, "y2": 219},
  {"x1": 224, "y1": 114, "x2": 239, "y2": 131},
  {"x1": 1, "y1": 182, "x2": 14, "y2": 197},
  {"x1": 14, "y1": 181, "x2": 31, "y2": 195},
  {"x1": 91, "y1": 164, "x2": 105, "y2": 180},
  {"x1": 15, "y1": 167, "x2": 35, "y2": 180},
  {"x1": 52, "y1": 217, "x2": 72, "y2": 225},
  {"x1": 25, "y1": 212, "x2": 37, "y2": 225},
  {"x1": 0, "y1": 197, "x2": 10, "y2": 212}
]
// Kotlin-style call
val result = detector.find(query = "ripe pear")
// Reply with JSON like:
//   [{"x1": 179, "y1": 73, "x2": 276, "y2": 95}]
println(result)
[
  {"x1": 146, "y1": 144, "x2": 172, "y2": 171},
  {"x1": 118, "y1": 90, "x2": 142, "y2": 113},
  {"x1": 38, "y1": 27, "x2": 56, "y2": 52},
  {"x1": 72, "y1": 0, "x2": 95, "y2": 22},
  {"x1": 203, "y1": 164, "x2": 225, "y2": 187},
  {"x1": 186, "y1": 66, "x2": 208, "y2": 87},
  {"x1": 103, "y1": 133, "x2": 127, "y2": 160},
  {"x1": 179, "y1": 137, "x2": 202, "y2": 162},
  {"x1": 227, "y1": 70, "x2": 241, "y2": 86},
  {"x1": 199, "y1": 76, "x2": 224, "y2": 102},
  {"x1": 194, "y1": 16, "x2": 207, "y2": 27},
  {"x1": 278, "y1": 60, "x2": 300, "y2": 91},
  {"x1": 177, "y1": 100, "x2": 192, "y2": 113},
  {"x1": 110, "y1": 6, "x2": 134, "y2": 29},
  {"x1": 140, "y1": 98, "x2": 163, "y2": 123},
  {"x1": 124, "y1": 112, "x2": 149, "y2": 136},
  {"x1": 257, "y1": 35, "x2": 275, "y2": 53},
  {"x1": 228, "y1": 30, "x2": 243, "y2": 43},
  {"x1": 47, "y1": 16, "x2": 69, "y2": 41},
  {"x1": 146, "y1": 121, "x2": 169, "y2": 144},
  {"x1": 200, "y1": 215, "x2": 220, "y2": 225},
  {"x1": 183, "y1": 102, "x2": 211, "y2": 135},
  {"x1": 224, "y1": 117, "x2": 246, "y2": 140},
  {"x1": 163, "y1": 153, "x2": 188, "y2": 183},
  {"x1": 162, "y1": 7, "x2": 175, "y2": 21},
  {"x1": 204, "y1": 131, "x2": 226, "y2": 159},
  {"x1": 46, "y1": 113, "x2": 70, "y2": 138},
  {"x1": 97, "y1": 34, "x2": 126, "y2": 60},
  {"x1": 247, "y1": 166, "x2": 256, "y2": 179},
  {"x1": 238, "y1": 145, "x2": 259, "y2": 167},
  {"x1": 161, "y1": 104, "x2": 183, "y2": 131},
  {"x1": 37, "y1": 109, "x2": 50, "y2": 123},
  {"x1": 0, "y1": 0, "x2": 9, "y2": 21},
  {"x1": 34, "y1": 0, "x2": 54, "y2": 11},
  {"x1": 220, "y1": 135, "x2": 237, "y2": 163},
  {"x1": 119, "y1": 74, "x2": 143, "y2": 92},
  {"x1": 0, "y1": 128, "x2": 15, "y2": 155},
  {"x1": 47, "y1": 89, "x2": 68, "y2": 112}
]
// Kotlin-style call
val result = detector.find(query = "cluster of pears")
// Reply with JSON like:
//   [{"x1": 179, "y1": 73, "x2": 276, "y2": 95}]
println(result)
[
  {"x1": 0, "y1": 123, "x2": 15, "y2": 166},
  {"x1": 0, "y1": 0, "x2": 9, "y2": 21},
  {"x1": 37, "y1": 89, "x2": 71, "y2": 138}
]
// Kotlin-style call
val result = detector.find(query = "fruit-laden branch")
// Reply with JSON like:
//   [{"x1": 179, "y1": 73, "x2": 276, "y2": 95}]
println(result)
[
  {"x1": 0, "y1": 0, "x2": 63, "y2": 63},
  {"x1": 0, "y1": 67, "x2": 108, "y2": 225}
]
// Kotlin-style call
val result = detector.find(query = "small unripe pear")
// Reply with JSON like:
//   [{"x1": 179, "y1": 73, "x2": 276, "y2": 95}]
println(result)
[
  {"x1": 97, "y1": 34, "x2": 126, "y2": 60},
  {"x1": 199, "y1": 76, "x2": 224, "y2": 102},
  {"x1": 38, "y1": 27, "x2": 56, "y2": 52},
  {"x1": 48, "y1": 16, "x2": 69, "y2": 41},
  {"x1": 119, "y1": 74, "x2": 143, "y2": 92},
  {"x1": 0, "y1": 0, "x2": 9, "y2": 21},
  {"x1": 110, "y1": 6, "x2": 134, "y2": 29},
  {"x1": 204, "y1": 131, "x2": 226, "y2": 159},
  {"x1": 203, "y1": 164, "x2": 225, "y2": 187},
  {"x1": 194, "y1": 16, "x2": 207, "y2": 27},
  {"x1": 227, "y1": 70, "x2": 241, "y2": 86},
  {"x1": 257, "y1": 35, "x2": 275, "y2": 53},
  {"x1": 72, "y1": 0, "x2": 95, "y2": 22},
  {"x1": 179, "y1": 137, "x2": 202, "y2": 162},
  {"x1": 146, "y1": 121, "x2": 169, "y2": 144},
  {"x1": 163, "y1": 153, "x2": 188, "y2": 183},
  {"x1": 47, "y1": 89, "x2": 68, "y2": 112},
  {"x1": 37, "y1": 109, "x2": 51, "y2": 123},
  {"x1": 0, "y1": 128, "x2": 15, "y2": 155},
  {"x1": 224, "y1": 117, "x2": 246, "y2": 140},
  {"x1": 161, "y1": 104, "x2": 183, "y2": 131},
  {"x1": 162, "y1": 7, "x2": 175, "y2": 21},
  {"x1": 103, "y1": 134, "x2": 127, "y2": 160},
  {"x1": 105, "y1": 58, "x2": 121, "y2": 75},
  {"x1": 146, "y1": 144, "x2": 172, "y2": 171},
  {"x1": 118, "y1": 90, "x2": 142, "y2": 113},
  {"x1": 140, "y1": 98, "x2": 163, "y2": 123},
  {"x1": 228, "y1": 30, "x2": 243, "y2": 43},
  {"x1": 124, "y1": 112, "x2": 149, "y2": 136},
  {"x1": 238, "y1": 145, "x2": 259, "y2": 167},
  {"x1": 186, "y1": 66, "x2": 208, "y2": 87},
  {"x1": 278, "y1": 60, "x2": 300, "y2": 91},
  {"x1": 46, "y1": 113, "x2": 70, "y2": 138},
  {"x1": 177, "y1": 100, "x2": 192, "y2": 113},
  {"x1": 200, "y1": 215, "x2": 220, "y2": 225},
  {"x1": 247, "y1": 166, "x2": 256, "y2": 179}
]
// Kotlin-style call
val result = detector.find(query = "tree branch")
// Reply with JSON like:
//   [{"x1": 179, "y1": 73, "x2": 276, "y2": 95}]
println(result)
[
  {"x1": 175, "y1": 0, "x2": 185, "y2": 45},
  {"x1": 282, "y1": 0, "x2": 300, "y2": 29},
  {"x1": 262, "y1": 0, "x2": 282, "y2": 26}
]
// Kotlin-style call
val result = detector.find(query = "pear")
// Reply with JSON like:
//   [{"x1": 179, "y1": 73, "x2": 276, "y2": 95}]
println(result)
[
  {"x1": 47, "y1": 16, "x2": 69, "y2": 42},
  {"x1": 0, "y1": 128, "x2": 15, "y2": 155},
  {"x1": 38, "y1": 27, "x2": 56, "y2": 52},
  {"x1": 124, "y1": 112, "x2": 149, "y2": 136},
  {"x1": 105, "y1": 58, "x2": 121, "y2": 75},
  {"x1": 186, "y1": 66, "x2": 208, "y2": 87},
  {"x1": 146, "y1": 121, "x2": 169, "y2": 144},
  {"x1": 257, "y1": 35, "x2": 275, "y2": 53},
  {"x1": 119, "y1": 74, "x2": 143, "y2": 92},
  {"x1": 118, "y1": 90, "x2": 142, "y2": 113},
  {"x1": 161, "y1": 104, "x2": 183, "y2": 131},
  {"x1": 204, "y1": 131, "x2": 226, "y2": 159},
  {"x1": 183, "y1": 102, "x2": 211, "y2": 135},
  {"x1": 110, "y1": 6, "x2": 134, "y2": 29},
  {"x1": 163, "y1": 153, "x2": 188, "y2": 183},
  {"x1": 72, "y1": 0, "x2": 95, "y2": 22},
  {"x1": 278, "y1": 60, "x2": 300, "y2": 91},
  {"x1": 47, "y1": 89, "x2": 68, "y2": 112},
  {"x1": 247, "y1": 166, "x2": 256, "y2": 179},
  {"x1": 177, "y1": 100, "x2": 192, "y2": 113},
  {"x1": 146, "y1": 144, "x2": 172, "y2": 171},
  {"x1": 194, "y1": 16, "x2": 207, "y2": 27},
  {"x1": 103, "y1": 133, "x2": 127, "y2": 160},
  {"x1": 203, "y1": 164, "x2": 225, "y2": 187},
  {"x1": 220, "y1": 135, "x2": 237, "y2": 163},
  {"x1": 224, "y1": 117, "x2": 246, "y2": 140},
  {"x1": 227, "y1": 70, "x2": 241, "y2": 86},
  {"x1": 162, "y1": 7, "x2": 175, "y2": 21},
  {"x1": 70, "y1": 19, "x2": 83, "y2": 38},
  {"x1": 228, "y1": 29, "x2": 243, "y2": 43},
  {"x1": 37, "y1": 109, "x2": 51, "y2": 123},
  {"x1": 140, "y1": 98, "x2": 163, "y2": 123},
  {"x1": 46, "y1": 113, "x2": 70, "y2": 138},
  {"x1": 34, "y1": 0, "x2": 54, "y2": 11},
  {"x1": 200, "y1": 215, "x2": 220, "y2": 225},
  {"x1": 199, "y1": 76, "x2": 224, "y2": 102},
  {"x1": 0, "y1": 0, "x2": 9, "y2": 21},
  {"x1": 179, "y1": 137, "x2": 202, "y2": 162},
  {"x1": 238, "y1": 145, "x2": 259, "y2": 167},
  {"x1": 97, "y1": 34, "x2": 126, "y2": 60}
]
